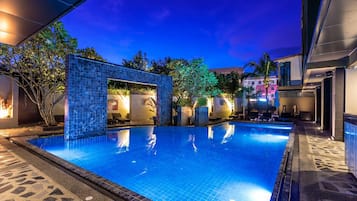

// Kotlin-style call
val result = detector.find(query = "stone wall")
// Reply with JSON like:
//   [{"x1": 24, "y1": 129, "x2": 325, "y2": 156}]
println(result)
[{"x1": 65, "y1": 55, "x2": 172, "y2": 140}]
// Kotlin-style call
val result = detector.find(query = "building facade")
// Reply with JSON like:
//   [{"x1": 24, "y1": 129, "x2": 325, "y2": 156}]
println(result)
[
  {"x1": 275, "y1": 54, "x2": 315, "y2": 118},
  {"x1": 243, "y1": 76, "x2": 278, "y2": 103},
  {"x1": 302, "y1": 0, "x2": 357, "y2": 177}
]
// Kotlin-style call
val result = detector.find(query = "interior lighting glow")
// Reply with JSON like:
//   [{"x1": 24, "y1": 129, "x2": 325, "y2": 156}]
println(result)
[
  {"x1": 0, "y1": 31, "x2": 8, "y2": 39},
  {"x1": 0, "y1": 109, "x2": 8, "y2": 118},
  {"x1": 0, "y1": 21, "x2": 8, "y2": 31},
  {"x1": 120, "y1": 94, "x2": 130, "y2": 114},
  {"x1": 251, "y1": 134, "x2": 288, "y2": 143},
  {"x1": 220, "y1": 182, "x2": 271, "y2": 201}
]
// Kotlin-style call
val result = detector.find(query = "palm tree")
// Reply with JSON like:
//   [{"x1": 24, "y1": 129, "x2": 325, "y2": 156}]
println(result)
[{"x1": 247, "y1": 53, "x2": 277, "y2": 112}]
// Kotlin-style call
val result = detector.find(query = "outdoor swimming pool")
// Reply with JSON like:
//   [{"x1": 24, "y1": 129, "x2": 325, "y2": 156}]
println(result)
[{"x1": 30, "y1": 122, "x2": 291, "y2": 201}]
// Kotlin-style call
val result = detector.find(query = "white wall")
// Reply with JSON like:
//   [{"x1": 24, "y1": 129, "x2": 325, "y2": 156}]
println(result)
[
  {"x1": 211, "y1": 97, "x2": 231, "y2": 118},
  {"x1": 130, "y1": 94, "x2": 156, "y2": 123},
  {"x1": 279, "y1": 96, "x2": 315, "y2": 114},
  {"x1": 276, "y1": 55, "x2": 302, "y2": 82},
  {"x1": 346, "y1": 69, "x2": 357, "y2": 114}
]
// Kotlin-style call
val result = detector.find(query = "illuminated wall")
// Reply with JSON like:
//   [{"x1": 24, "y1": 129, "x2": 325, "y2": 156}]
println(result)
[
  {"x1": 210, "y1": 97, "x2": 232, "y2": 118},
  {"x1": 279, "y1": 96, "x2": 314, "y2": 114},
  {"x1": 345, "y1": 69, "x2": 357, "y2": 114},
  {"x1": 107, "y1": 94, "x2": 130, "y2": 120},
  {"x1": 0, "y1": 75, "x2": 18, "y2": 128},
  {"x1": 130, "y1": 94, "x2": 156, "y2": 123}
]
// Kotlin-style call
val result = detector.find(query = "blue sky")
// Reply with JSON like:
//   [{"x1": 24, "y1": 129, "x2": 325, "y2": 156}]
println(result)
[{"x1": 62, "y1": 0, "x2": 301, "y2": 69}]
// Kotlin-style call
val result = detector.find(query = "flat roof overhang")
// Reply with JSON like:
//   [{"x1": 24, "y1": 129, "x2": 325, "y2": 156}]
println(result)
[
  {"x1": 303, "y1": 0, "x2": 357, "y2": 89},
  {"x1": 0, "y1": 0, "x2": 85, "y2": 46}
]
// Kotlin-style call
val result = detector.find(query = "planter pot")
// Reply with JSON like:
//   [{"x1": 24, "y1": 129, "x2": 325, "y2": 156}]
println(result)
[
  {"x1": 177, "y1": 106, "x2": 192, "y2": 126},
  {"x1": 194, "y1": 106, "x2": 208, "y2": 126}
]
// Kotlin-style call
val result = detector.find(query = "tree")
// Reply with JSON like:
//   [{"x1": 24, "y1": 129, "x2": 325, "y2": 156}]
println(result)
[
  {"x1": 216, "y1": 72, "x2": 242, "y2": 98},
  {"x1": 246, "y1": 53, "x2": 277, "y2": 112},
  {"x1": 77, "y1": 47, "x2": 105, "y2": 61},
  {"x1": 0, "y1": 22, "x2": 104, "y2": 126},
  {"x1": 150, "y1": 57, "x2": 173, "y2": 75},
  {"x1": 150, "y1": 57, "x2": 189, "y2": 76},
  {"x1": 122, "y1": 50, "x2": 148, "y2": 71},
  {"x1": 172, "y1": 58, "x2": 221, "y2": 107}
]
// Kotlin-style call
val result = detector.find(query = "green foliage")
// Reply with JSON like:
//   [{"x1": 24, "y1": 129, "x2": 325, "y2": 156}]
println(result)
[
  {"x1": 246, "y1": 53, "x2": 277, "y2": 111},
  {"x1": 122, "y1": 50, "x2": 148, "y2": 71},
  {"x1": 107, "y1": 79, "x2": 155, "y2": 95},
  {"x1": 108, "y1": 79, "x2": 128, "y2": 90},
  {"x1": 171, "y1": 58, "x2": 221, "y2": 107},
  {"x1": 0, "y1": 21, "x2": 104, "y2": 126},
  {"x1": 107, "y1": 88, "x2": 130, "y2": 96},
  {"x1": 196, "y1": 97, "x2": 208, "y2": 107},
  {"x1": 150, "y1": 57, "x2": 189, "y2": 75},
  {"x1": 177, "y1": 98, "x2": 191, "y2": 107},
  {"x1": 0, "y1": 21, "x2": 78, "y2": 126},
  {"x1": 130, "y1": 88, "x2": 156, "y2": 95},
  {"x1": 247, "y1": 53, "x2": 277, "y2": 88},
  {"x1": 77, "y1": 47, "x2": 105, "y2": 61},
  {"x1": 215, "y1": 71, "x2": 243, "y2": 99}
]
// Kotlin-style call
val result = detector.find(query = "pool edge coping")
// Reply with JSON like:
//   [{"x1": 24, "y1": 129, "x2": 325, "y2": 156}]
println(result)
[
  {"x1": 270, "y1": 123, "x2": 296, "y2": 201},
  {"x1": 10, "y1": 136, "x2": 151, "y2": 201}
]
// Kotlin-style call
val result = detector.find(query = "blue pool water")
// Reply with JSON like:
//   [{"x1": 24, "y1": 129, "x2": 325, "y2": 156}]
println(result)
[{"x1": 30, "y1": 122, "x2": 291, "y2": 201}]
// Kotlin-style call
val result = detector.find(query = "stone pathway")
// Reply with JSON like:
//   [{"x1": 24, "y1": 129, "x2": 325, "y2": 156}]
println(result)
[
  {"x1": 298, "y1": 122, "x2": 357, "y2": 201},
  {"x1": 0, "y1": 143, "x2": 81, "y2": 201}
]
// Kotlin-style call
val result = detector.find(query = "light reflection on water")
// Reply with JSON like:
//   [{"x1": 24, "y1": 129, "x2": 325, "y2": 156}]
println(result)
[{"x1": 30, "y1": 122, "x2": 291, "y2": 201}]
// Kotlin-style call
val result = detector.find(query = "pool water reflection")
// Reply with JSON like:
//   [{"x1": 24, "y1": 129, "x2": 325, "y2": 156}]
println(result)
[{"x1": 30, "y1": 122, "x2": 291, "y2": 201}]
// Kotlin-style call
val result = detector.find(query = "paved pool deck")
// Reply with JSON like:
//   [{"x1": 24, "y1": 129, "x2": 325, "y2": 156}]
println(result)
[
  {"x1": 0, "y1": 121, "x2": 356, "y2": 201},
  {"x1": 295, "y1": 121, "x2": 357, "y2": 201}
]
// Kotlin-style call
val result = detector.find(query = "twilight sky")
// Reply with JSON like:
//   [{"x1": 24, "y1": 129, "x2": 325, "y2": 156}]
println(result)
[{"x1": 61, "y1": 0, "x2": 301, "y2": 69}]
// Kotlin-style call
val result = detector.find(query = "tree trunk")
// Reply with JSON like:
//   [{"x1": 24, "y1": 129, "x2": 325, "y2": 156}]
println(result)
[
  {"x1": 265, "y1": 87, "x2": 269, "y2": 113},
  {"x1": 37, "y1": 102, "x2": 57, "y2": 126}
]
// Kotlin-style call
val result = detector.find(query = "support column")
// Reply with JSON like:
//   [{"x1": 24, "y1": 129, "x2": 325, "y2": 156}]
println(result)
[
  {"x1": 321, "y1": 81, "x2": 325, "y2": 130},
  {"x1": 332, "y1": 68, "x2": 345, "y2": 141}
]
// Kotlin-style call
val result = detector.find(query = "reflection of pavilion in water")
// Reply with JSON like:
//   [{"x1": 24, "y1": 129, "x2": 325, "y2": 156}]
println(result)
[
  {"x1": 108, "y1": 124, "x2": 236, "y2": 155},
  {"x1": 114, "y1": 127, "x2": 157, "y2": 154},
  {"x1": 208, "y1": 124, "x2": 235, "y2": 144}
]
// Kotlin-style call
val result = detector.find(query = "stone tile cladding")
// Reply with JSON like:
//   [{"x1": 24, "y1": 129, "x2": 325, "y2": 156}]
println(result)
[{"x1": 65, "y1": 55, "x2": 172, "y2": 140}]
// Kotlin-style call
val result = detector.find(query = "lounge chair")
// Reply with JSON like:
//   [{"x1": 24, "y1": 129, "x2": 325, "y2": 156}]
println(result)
[
  {"x1": 112, "y1": 113, "x2": 126, "y2": 124},
  {"x1": 248, "y1": 111, "x2": 259, "y2": 121},
  {"x1": 260, "y1": 112, "x2": 272, "y2": 121},
  {"x1": 107, "y1": 113, "x2": 115, "y2": 124}
]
